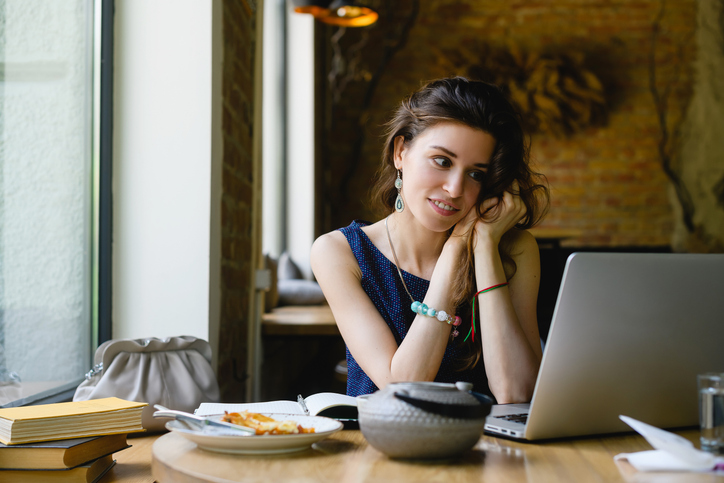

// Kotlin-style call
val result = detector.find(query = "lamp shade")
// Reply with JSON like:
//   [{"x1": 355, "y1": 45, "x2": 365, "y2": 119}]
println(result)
[
  {"x1": 291, "y1": 0, "x2": 331, "y2": 6},
  {"x1": 292, "y1": 0, "x2": 378, "y2": 27}
]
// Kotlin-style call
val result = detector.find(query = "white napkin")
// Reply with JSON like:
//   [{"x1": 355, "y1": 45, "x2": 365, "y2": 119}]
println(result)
[{"x1": 614, "y1": 415, "x2": 724, "y2": 473}]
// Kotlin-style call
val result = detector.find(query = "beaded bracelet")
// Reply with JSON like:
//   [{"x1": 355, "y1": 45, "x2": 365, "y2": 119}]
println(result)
[
  {"x1": 464, "y1": 282, "x2": 509, "y2": 342},
  {"x1": 411, "y1": 301, "x2": 462, "y2": 339}
]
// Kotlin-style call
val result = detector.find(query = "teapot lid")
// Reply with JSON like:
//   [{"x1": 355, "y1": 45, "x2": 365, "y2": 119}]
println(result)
[
  {"x1": 390, "y1": 381, "x2": 492, "y2": 420},
  {"x1": 394, "y1": 391, "x2": 491, "y2": 419}
]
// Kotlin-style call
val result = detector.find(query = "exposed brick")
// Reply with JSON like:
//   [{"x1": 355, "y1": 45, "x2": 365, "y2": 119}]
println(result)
[
  {"x1": 322, "y1": 0, "x2": 698, "y2": 245},
  {"x1": 217, "y1": 0, "x2": 258, "y2": 402},
  {"x1": 221, "y1": 263, "x2": 245, "y2": 291}
]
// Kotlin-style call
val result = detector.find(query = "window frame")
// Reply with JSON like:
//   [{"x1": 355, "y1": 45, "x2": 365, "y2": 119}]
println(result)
[
  {"x1": 96, "y1": 0, "x2": 114, "y2": 348},
  {"x1": 0, "y1": 0, "x2": 114, "y2": 408}
]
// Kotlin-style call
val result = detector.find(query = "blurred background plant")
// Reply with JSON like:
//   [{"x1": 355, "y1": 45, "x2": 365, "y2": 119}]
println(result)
[{"x1": 432, "y1": 41, "x2": 608, "y2": 137}]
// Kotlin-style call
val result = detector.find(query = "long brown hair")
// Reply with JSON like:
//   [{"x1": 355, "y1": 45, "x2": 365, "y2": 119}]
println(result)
[{"x1": 370, "y1": 77, "x2": 549, "y2": 368}]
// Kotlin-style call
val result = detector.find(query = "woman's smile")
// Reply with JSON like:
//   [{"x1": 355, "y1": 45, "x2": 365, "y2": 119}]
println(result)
[{"x1": 429, "y1": 198, "x2": 459, "y2": 216}]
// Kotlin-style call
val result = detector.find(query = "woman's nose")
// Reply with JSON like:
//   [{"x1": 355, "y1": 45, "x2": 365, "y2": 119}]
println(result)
[{"x1": 443, "y1": 172, "x2": 465, "y2": 198}]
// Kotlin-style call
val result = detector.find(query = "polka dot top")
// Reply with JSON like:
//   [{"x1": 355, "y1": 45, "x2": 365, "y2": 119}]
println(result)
[{"x1": 338, "y1": 220, "x2": 490, "y2": 397}]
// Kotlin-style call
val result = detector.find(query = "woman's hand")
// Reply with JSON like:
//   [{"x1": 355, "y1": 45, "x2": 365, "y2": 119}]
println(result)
[{"x1": 452, "y1": 180, "x2": 527, "y2": 249}]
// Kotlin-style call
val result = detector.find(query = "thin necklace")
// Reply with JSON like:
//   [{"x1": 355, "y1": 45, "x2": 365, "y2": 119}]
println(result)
[
  {"x1": 385, "y1": 215, "x2": 461, "y2": 340},
  {"x1": 385, "y1": 215, "x2": 414, "y2": 303}
]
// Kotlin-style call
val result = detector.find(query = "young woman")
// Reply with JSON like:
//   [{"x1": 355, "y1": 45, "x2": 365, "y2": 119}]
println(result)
[{"x1": 311, "y1": 77, "x2": 549, "y2": 403}]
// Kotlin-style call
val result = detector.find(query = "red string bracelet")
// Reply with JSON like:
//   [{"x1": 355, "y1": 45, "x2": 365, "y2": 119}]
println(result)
[{"x1": 464, "y1": 282, "x2": 509, "y2": 342}]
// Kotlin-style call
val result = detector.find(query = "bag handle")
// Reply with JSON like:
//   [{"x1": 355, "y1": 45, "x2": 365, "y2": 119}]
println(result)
[{"x1": 92, "y1": 336, "x2": 213, "y2": 377}]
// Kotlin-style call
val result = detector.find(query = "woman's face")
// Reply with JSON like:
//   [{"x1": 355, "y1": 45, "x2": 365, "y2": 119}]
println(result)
[{"x1": 394, "y1": 121, "x2": 496, "y2": 232}]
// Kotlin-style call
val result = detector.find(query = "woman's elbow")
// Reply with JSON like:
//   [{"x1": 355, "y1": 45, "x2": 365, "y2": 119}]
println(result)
[
  {"x1": 490, "y1": 378, "x2": 536, "y2": 404},
  {"x1": 386, "y1": 365, "x2": 438, "y2": 387}
]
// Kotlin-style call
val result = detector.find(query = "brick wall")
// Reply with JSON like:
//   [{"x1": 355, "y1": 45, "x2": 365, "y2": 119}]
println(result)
[
  {"x1": 317, "y1": 0, "x2": 702, "y2": 248},
  {"x1": 218, "y1": 0, "x2": 257, "y2": 402}
]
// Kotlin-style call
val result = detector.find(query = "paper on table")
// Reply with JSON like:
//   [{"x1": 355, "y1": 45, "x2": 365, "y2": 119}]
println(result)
[{"x1": 614, "y1": 415, "x2": 724, "y2": 473}]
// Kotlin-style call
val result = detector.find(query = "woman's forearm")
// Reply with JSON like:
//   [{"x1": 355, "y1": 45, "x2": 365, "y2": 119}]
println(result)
[
  {"x1": 473, "y1": 236, "x2": 541, "y2": 403},
  {"x1": 388, "y1": 241, "x2": 466, "y2": 383}
]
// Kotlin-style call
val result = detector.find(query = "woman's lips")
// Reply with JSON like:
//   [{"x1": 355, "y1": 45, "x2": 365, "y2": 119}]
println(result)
[{"x1": 428, "y1": 199, "x2": 459, "y2": 216}]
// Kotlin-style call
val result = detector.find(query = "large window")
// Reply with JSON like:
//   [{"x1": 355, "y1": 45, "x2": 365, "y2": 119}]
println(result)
[
  {"x1": 263, "y1": 0, "x2": 315, "y2": 277},
  {"x1": 0, "y1": 0, "x2": 111, "y2": 406}
]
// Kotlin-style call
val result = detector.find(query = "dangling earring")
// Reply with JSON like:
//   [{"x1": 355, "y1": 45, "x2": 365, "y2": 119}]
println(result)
[{"x1": 394, "y1": 170, "x2": 404, "y2": 213}]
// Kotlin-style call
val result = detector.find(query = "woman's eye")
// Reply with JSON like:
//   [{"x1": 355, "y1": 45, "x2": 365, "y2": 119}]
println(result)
[
  {"x1": 433, "y1": 156, "x2": 451, "y2": 167},
  {"x1": 469, "y1": 171, "x2": 486, "y2": 182}
]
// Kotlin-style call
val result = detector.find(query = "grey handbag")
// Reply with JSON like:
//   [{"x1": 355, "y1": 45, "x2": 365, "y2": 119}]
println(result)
[{"x1": 73, "y1": 336, "x2": 221, "y2": 432}]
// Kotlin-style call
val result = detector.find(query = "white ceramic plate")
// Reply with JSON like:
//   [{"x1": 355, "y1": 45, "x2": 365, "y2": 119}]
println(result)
[{"x1": 165, "y1": 414, "x2": 343, "y2": 455}]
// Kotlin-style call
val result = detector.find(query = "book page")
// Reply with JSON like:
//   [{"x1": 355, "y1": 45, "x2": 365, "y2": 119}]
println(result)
[
  {"x1": 195, "y1": 401, "x2": 303, "y2": 417},
  {"x1": 0, "y1": 398, "x2": 146, "y2": 421},
  {"x1": 303, "y1": 393, "x2": 357, "y2": 418}
]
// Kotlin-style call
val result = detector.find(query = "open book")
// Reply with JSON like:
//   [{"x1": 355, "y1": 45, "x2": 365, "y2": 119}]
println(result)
[{"x1": 196, "y1": 392, "x2": 358, "y2": 422}]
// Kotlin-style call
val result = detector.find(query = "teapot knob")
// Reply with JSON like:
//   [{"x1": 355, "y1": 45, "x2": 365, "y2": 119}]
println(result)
[{"x1": 455, "y1": 381, "x2": 473, "y2": 392}]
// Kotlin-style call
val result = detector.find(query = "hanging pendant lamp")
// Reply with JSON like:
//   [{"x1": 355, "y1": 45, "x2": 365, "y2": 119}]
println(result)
[{"x1": 292, "y1": 0, "x2": 378, "y2": 27}]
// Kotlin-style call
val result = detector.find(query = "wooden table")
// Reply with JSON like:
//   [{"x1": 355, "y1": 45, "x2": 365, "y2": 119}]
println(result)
[
  {"x1": 262, "y1": 305, "x2": 339, "y2": 336},
  {"x1": 103, "y1": 433, "x2": 158, "y2": 483},
  {"x1": 102, "y1": 429, "x2": 723, "y2": 482}
]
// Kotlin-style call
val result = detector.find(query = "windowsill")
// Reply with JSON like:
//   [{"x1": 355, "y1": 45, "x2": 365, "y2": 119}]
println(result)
[{"x1": 0, "y1": 379, "x2": 82, "y2": 408}]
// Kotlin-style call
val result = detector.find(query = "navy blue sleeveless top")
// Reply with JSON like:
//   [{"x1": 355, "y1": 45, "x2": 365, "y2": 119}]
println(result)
[{"x1": 339, "y1": 220, "x2": 490, "y2": 397}]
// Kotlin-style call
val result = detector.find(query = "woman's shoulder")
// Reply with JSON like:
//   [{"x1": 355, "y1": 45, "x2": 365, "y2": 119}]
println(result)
[
  {"x1": 501, "y1": 228, "x2": 539, "y2": 273},
  {"x1": 311, "y1": 229, "x2": 348, "y2": 256},
  {"x1": 337, "y1": 219, "x2": 375, "y2": 236},
  {"x1": 311, "y1": 226, "x2": 371, "y2": 282},
  {"x1": 312, "y1": 219, "x2": 387, "y2": 270},
  {"x1": 328, "y1": 219, "x2": 388, "y2": 247},
  {"x1": 312, "y1": 220, "x2": 378, "y2": 262},
  {"x1": 506, "y1": 228, "x2": 538, "y2": 252},
  {"x1": 496, "y1": 229, "x2": 540, "y2": 284}
]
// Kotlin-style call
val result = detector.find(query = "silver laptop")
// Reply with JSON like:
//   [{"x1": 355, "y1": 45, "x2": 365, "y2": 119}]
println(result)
[{"x1": 484, "y1": 252, "x2": 724, "y2": 441}]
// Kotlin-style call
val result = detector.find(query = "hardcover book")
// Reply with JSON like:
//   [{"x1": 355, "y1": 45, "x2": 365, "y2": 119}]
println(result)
[
  {"x1": 0, "y1": 433, "x2": 129, "y2": 469},
  {"x1": 0, "y1": 454, "x2": 115, "y2": 483},
  {"x1": 0, "y1": 397, "x2": 146, "y2": 445}
]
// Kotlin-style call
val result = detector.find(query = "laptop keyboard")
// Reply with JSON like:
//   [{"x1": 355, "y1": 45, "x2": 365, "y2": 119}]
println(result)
[{"x1": 494, "y1": 413, "x2": 528, "y2": 424}]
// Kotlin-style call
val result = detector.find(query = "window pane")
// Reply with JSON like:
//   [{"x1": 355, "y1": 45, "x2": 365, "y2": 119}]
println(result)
[{"x1": 0, "y1": 0, "x2": 94, "y2": 405}]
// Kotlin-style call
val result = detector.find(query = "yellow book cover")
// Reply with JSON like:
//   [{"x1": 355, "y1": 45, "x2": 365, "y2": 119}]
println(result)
[
  {"x1": 0, "y1": 398, "x2": 146, "y2": 445},
  {"x1": 0, "y1": 398, "x2": 146, "y2": 421}
]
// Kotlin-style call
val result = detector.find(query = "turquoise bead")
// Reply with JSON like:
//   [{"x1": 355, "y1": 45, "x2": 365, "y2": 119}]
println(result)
[
  {"x1": 427, "y1": 307, "x2": 437, "y2": 317},
  {"x1": 411, "y1": 301, "x2": 420, "y2": 312},
  {"x1": 419, "y1": 303, "x2": 428, "y2": 314}
]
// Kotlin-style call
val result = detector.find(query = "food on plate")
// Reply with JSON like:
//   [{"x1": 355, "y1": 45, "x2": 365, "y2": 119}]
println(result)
[{"x1": 221, "y1": 411, "x2": 315, "y2": 435}]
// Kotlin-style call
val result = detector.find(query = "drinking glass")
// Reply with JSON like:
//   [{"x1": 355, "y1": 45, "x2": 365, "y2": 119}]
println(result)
[{"x1": 698, "y1": 373, "x2": 724, "y2": 453}]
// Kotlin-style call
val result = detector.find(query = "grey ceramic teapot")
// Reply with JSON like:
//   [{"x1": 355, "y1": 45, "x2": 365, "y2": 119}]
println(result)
[{"x1": 357, "y1": 381, "x2": 492, "y2": 459}]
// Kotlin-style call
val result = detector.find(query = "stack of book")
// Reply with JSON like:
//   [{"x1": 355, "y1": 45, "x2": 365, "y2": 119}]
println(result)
[{"x1": 0, "y1": 397, "x2": 146, "y2": 482}]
